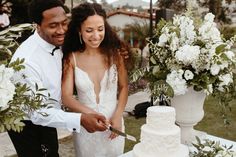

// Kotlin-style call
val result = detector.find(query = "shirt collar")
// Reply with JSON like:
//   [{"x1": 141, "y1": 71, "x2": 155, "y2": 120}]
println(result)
[{"x1": 33, "y1": 30, "x2": 60, "y2": 55}]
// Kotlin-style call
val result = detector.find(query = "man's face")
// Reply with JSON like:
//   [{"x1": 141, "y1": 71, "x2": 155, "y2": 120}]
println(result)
[{"x1": 37, "y1": 6, "x2": 68, "y2": 46}]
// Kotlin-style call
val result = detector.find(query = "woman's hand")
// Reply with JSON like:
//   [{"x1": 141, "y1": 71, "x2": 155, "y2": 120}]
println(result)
[{"x1": 109, "y1": 116, "x2": 122, "y2": 140}]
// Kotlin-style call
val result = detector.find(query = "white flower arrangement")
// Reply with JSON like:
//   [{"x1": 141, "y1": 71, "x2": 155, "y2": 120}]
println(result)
[
  {"x1": 131, "y1": 12, "x2": 236, "y2": 122},
  {"x1": 133, "y1": 12, "x2": 236, "y2": 96},
  {"x1": 148, "y1": 12, "x2": 236, "y2": 96},
  {"x1": 0, "y1": 59, "x2": 51, "y2": 132}
]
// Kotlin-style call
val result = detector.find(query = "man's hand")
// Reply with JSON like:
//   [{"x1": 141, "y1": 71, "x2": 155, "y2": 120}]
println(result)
[{"x1": 81, "y1": 113, "x2": 108, "y2": 133}]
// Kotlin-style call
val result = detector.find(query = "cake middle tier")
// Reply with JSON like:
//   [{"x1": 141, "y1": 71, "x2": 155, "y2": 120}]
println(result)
[{"x1": 140, "y1": 124, "x2": 181, "y2": 153}]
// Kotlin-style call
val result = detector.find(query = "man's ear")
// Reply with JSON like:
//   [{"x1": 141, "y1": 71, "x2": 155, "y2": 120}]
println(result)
[{"x1": 36, "y1": 24, "x2": 41, "y2": 34}]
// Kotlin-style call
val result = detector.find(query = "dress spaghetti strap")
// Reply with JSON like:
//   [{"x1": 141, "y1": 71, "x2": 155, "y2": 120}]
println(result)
[{"x1": 72, "y1": 53, "x2": 77, "y2": 67}]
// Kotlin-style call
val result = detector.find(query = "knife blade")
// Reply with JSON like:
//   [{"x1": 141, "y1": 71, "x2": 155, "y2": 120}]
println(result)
[{"x1": 109, "y1": 126, "x2": 137, "y2": 142}]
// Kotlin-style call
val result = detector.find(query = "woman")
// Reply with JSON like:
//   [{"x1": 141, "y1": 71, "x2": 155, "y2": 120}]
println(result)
[{"x1": 62, "y1": 2, "x2": 129, "y2": 157}]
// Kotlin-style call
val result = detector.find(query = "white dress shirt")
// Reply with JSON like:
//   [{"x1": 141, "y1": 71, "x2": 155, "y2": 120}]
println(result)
[{"x1": 11, "y1": 31, "x2": 81, "y2": 133}]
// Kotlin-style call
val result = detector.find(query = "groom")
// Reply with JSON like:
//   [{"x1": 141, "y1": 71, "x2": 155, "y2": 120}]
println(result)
[{"x1": 7, "y1": 0, "x2": 109, "y2": 156}]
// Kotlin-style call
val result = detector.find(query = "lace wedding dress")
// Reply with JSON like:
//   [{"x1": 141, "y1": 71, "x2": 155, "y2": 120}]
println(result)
[{"x1": 72, "y1": 54, "x2": 124, "y2": 157}]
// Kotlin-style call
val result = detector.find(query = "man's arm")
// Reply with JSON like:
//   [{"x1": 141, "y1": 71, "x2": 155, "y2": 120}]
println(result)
[{"x1": 17, "y1": 61, "x2": 107, "y2": 133}]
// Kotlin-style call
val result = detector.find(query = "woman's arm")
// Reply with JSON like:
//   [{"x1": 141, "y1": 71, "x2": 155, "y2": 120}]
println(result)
[
  {"x1": 61, "y1": 54, "x2": 96, "y2": 114},
  {"x1": 109, "y1": 54, "x2": 128, "y2": 139},
  {"x1": 114, "y1": 54, "x2": 128, "y2": 118}
]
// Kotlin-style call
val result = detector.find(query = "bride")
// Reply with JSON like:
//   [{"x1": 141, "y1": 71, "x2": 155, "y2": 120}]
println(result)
[{"x1": 61, "y1": 2, "x2": 129, "y2": 157}]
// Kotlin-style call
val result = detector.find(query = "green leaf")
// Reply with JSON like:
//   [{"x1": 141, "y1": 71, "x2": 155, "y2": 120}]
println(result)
[
  {"x1": 150, "y1": 56, "x2": 157, "y2": 64},
  {"x1": 215, "y1": 44, "x2": 227, "y2": 54}
]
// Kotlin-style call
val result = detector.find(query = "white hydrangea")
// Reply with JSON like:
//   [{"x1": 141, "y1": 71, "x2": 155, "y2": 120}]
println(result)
[
  {"x1": 166, "y1": 70, "x2": 187, "y2": 95},
  {"x1": 199, "y1": 13, "x2": 222, "y2": 43},
  {"x1": 175, "y1": 45, "x2": 200, "y2": 65},
  {"x1": 0, "y1": 65, "x2": 16, "y2": 110},
  {"x1": 210, "y1": 64, "x2": 221, "y2": 76}
]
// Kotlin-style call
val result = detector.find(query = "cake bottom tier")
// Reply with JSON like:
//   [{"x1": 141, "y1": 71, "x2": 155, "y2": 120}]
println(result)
[{"x1": 133, "y1": 143, "x2": 189, "y2": 157}]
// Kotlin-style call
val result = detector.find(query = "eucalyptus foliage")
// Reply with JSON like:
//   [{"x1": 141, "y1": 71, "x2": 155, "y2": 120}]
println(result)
[
  {"x1": 190, "y1": 136, "x2": 236, "y2": 157},
  {"x1": 0, "y1": 23, "x2": 34, "y2": 63}
]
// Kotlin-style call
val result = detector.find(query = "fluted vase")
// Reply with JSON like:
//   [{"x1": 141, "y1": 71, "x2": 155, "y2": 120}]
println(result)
[{"x1": 171, "y1": 87, "x2": 207, "y2": 145}]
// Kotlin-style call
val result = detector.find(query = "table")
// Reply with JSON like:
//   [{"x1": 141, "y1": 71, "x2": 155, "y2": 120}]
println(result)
[{"x1": 119, "y1": 134, "x2": 236, "y2": 157}]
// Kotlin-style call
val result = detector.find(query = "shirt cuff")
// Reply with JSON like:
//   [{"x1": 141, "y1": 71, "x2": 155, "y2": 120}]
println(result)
[{"x1": 64, "y1": 112, "x2": 81, "y2": 133}]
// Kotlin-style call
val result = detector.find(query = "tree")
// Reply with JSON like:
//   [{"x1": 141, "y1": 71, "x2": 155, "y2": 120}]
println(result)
[
  {"x1": 156, "y1": 0, "x2": 236, "y2": 23},
  {"x1": 156, "y1": 0, "x2": 186, "y2": 12},
  {"x1": 100, "y1": 0, "x2": 113, "y2": 12},
  {"x1": 197, "y1": 0, "x2": 235, "y2": 23}
]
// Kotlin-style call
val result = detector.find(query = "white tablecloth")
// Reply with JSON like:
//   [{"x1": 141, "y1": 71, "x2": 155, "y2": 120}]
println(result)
[{"x1": 119, "y1": 134, "x2": 236, "y2": 157}]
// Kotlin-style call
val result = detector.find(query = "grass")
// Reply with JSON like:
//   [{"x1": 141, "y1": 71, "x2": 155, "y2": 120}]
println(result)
[{"x1": 123, "y1": 96, "x2": 236, "y2": 153}]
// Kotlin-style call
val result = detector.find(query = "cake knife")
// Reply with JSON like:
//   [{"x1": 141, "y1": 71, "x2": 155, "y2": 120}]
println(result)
[{"x1": 109, "y1": 126, "x2": 137, "y2": 142}]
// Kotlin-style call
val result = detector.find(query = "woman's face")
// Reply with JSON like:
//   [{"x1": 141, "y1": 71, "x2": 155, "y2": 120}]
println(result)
[{"x1": 80, "y1": 14, "x2": 105, "y2": 49}]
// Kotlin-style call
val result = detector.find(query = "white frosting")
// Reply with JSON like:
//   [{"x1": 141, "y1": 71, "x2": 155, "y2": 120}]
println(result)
[
  {"x1": 140, "y1": 124, "x2": 181, "y2": 153},
  {"x1": 133, "y1": 106, "x2": 189, "y2": 157},
  {"x1": 146, "y1": 106, "x2": 176, "y2": 131},
  {"x1": 133, "y1": 143, "x2": 189, "y2": 157}
]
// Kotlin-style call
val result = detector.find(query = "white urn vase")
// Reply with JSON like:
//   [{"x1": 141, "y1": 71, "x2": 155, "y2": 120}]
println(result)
[{"x1": 171, "y1": 87, "x2": 207, "y2": 145}]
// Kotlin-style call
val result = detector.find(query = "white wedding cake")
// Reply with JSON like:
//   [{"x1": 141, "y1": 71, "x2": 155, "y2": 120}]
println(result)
[{"x1": 133, "y1": 106, "x2": 189, "y2": 157}]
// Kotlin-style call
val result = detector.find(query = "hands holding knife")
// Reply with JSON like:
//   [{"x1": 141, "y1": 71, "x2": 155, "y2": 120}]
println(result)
[{"x1": 81, "y1": 113, "x2": 136, "y2": 142}]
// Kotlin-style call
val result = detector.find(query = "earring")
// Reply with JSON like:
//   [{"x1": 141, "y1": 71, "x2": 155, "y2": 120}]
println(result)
[{"x1": 79, "y1": 32, "x2": 82, "y2": 44}]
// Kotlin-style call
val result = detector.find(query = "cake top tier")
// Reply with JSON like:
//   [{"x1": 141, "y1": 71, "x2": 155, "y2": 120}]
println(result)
[
  {"x1": 147, "y1": 106, "x2": 175, "y2": 115},
  {"x1": 146, "y1": 106, "x2": 176, "y2": 127}
]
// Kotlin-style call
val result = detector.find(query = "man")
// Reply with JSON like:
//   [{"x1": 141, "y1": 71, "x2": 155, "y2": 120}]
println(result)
[{"x1": 8, "y1": 0, "x2": 108, "y2": 156}]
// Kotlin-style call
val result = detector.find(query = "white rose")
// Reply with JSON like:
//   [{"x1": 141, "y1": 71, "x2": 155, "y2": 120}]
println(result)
[{"x1": 184, "y1": 70, "x2": 194, "y2": 80}]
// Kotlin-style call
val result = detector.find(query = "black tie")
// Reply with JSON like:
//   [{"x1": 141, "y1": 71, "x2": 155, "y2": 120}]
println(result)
[{"x1": 50, "y1": 46, "x2": 60, "y2": 56}]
